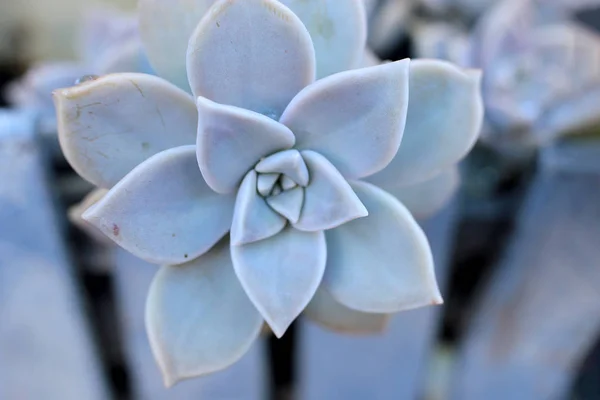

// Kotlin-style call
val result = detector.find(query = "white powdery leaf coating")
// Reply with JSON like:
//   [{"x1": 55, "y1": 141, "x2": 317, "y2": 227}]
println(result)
[
  {"x1": 255, "y1": 149, "x2": 309, "y2": 187},
  {"x1": 231, "y1": 227, "x2": 326, "y2": 338},
  {"x1": 187, "y1": 0, "x2": 316, "y2": 118},
  {"x1": 368, "y1": 60, "x2": 483, "y2": 187},
  {"x1": 281, "y1": 60, "x2": 409, "y2": 180},
  {"x1": 304, "y1": 284, "x2": 389, "y2": 334},
  {"x1": 384, "y1": 167, "x2": 460, "y2": 220},
  {"x1": 67, "y1": 188, "x2": 111, "y2": 244},
  {"x1": 230, "y1": 170, "x2": 286, "y2": 246},
  {"x1": 83, "y1": 146, "x2": 236, "y2": 265},
  {"x1": 271, "y1": 185, "x2": 283, "y2": 196},
  {"x1": 280, "y1": 175, "x2": 298, "y2": 191},
  {"x1": 139, "y1": 0, "x2": 217, "y2": 90},
  {"x1": 139, "y1": 0, "x2": 366, "y2": 87},
  {"x1": 196, "y1": 96, "x2": 295, "y2": 194},
  {"x1": 257, "y1": 173, "x2": 280, "y2": 196},
  {"x1": 324, "y1": 180, "x2": 443, "y2": 313},
  {"x1": 68, "y1": 188, "x2": 108, "y2": 225},
  {"x1": 54, "y1": 73, "x2": 197, "y2": 188},
  {"x1": 146, "y1": 238, "x2": 263, "y2": 387},
  {"x1": 279, "y1": 0, "x2": 367, "y2": 78},
  {"x1": 266, "y1": 186, "x2": 304, "y2": 224},
  {"x1": 294, "y1": 151, "x2": 367, "y2": 232}
]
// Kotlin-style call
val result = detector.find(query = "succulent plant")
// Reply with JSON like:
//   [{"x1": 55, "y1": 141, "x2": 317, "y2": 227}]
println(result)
[
  {"x1": 472, "y1": 0, "x2": 600, "y2": 147},
  {"x1": 54, "y1": 0, "x2": 482, "y2": 386}
]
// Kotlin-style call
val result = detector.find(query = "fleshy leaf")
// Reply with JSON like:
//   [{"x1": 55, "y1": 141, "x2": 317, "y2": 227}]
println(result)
[
  {"x1": 304, "y1": 284, "x2": 389, "y2": 334},
  {"x1": 68, "y1": 188, "x2": 108, "y2": 226},
  {"x1": 187, "y1": 0, "x2": 316, "y2": 118},
  {"x1": 255, "y1": 149, "x2": 309, "y2": 186},
  {"x1": 54, "y1": 73, "x2": 197, "y2": 188},
  {"x1": 280, "y1": 60, "x2": 409, "y2": 179},
  {"x1": 231, "y1": 170, "x2": 287, "y2": 246},
  {"x1": 138, "y1": 0, "x2": 217, "y2": 90},
  {"x1": 367, "y1": 60, "x2": 483, "y2": 187},
  {"x1": 257, "y1": 173, "x2": 280, "y2": 197},
  {"x1": 83, "y1": 146, "x2": 235, "y2": 265},
  {"x1": 146, "y1": 238, "x2": 263, "y2": 387},
  {"x1": 279, "y1": 0, "x2": 367, "y2": 78},
  {"x1": 294, "y1": 151, "x2": 367, "y2": 232},
  {"x1": 383, "y1": 167, "x2": 460, "y2": 220},
  {"x1": 266, "y1": 187, "x2": 304, "y2": 224},
  {"x1": 231, "y1": 227, "x2": 326, "y2": 337},
  {"x1": 271, "y1": 185, "x2": 283, "y2": 196},
  {"x1": 323, "y1": 180, "x2": 442, "y2": 313},
  {"x1": 67, "y1": 188, "x2": 110, "y2": 243},
  {"x1": 196, "y1": 96, "x2": 295, "y2": 194},
  {"x1": 280, "y1": 175, "x2": 297, "y2": 191}
]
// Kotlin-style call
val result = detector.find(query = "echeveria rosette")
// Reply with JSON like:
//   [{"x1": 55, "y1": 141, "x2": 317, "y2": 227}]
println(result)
[
  {"x1": 473, "y1": 0, "x2": 600, "y2": 147},
  {"x1": 54, "y1": 0, "x2": 483, "y2": 385}
]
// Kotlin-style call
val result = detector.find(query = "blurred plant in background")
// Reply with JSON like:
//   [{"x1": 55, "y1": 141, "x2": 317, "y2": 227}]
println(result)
[
  {"x1": 0, "y1": 0, "x2": 136, "y2": 61},
  {"x1": 6, "y1": 7, "x2": 151, "y2": 131},
  {"x1": 369, "y1": 0, "x2": 600, "y2": 151},
  {"x1": 472, "y1": 0, "x2": 600, "y2": 150}
]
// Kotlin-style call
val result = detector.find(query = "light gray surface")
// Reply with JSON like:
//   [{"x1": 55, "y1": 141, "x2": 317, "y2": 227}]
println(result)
[
  {"x1": 298, "y1": 200, "x2": 459, "y2": 400},
  {"x1": 113, "y1": 247, "x2": 267, "y2": 400},
  {"x1": 0, "y1": 111, "x2": 109, "y2": 400},
  {"x1": 451, "y1": 141, "x2": 600, "y2": 400}
]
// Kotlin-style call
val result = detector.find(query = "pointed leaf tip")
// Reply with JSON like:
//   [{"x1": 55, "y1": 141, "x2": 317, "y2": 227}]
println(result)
[
  {"x1": 82, "y1": 146, "x2": 235, "y2": 265},
  {"x1": 368, "y1": 59, "x2": 484, "y2": 187},
  {"x1": 295, "y1": 150, "x2": 368, "y2": 232},
  {"x1": 324, "y1": 181, "x2": 441, "y2": 313},
  {"x1": 231, "y1": 227, "x2": 326, "y2": 337},
  {"x1": 196, "y1": 96, "x2": 295, "y2": 194},
  {"x1": 255, "y1": 149, "x2": 309, "y2": 187},
  {"x1": 146, "y1": 239, "x2": 263, "y2": 385},
  {"x1": 231, "y1": 170, "x2": 286, "y2": 246},
  {"x1": 266, "y1": 186, "x2": 304, "y2": 224},
  {"x1": 281, "y1": 59, "x2": 410, "y2": 180}
]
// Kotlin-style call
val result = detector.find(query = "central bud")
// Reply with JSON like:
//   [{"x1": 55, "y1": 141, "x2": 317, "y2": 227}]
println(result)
[
  {"x1": 256, "y1": 172, "x2": 297, "y2": 197},
  {"x1": 253, "y1": 149, "x2": 309, "y2": 224}
]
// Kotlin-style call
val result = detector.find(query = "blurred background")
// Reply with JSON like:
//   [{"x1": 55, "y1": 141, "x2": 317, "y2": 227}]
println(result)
[{"x1": 1, "y1": 0, "x2": 600, "y2": 399}]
